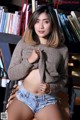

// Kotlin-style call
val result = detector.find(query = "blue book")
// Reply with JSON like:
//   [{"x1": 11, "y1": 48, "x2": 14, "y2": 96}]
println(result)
[
  {"x1": 0, "y1": 12, "x2": 6, "y2": 32},
  {"x1": 3, "y1": 12, "x2": 8, "y2": 32},
  {"x1": 58, "y1": 13, "x2": 73, "y2": 42},
  {"x1": 62, "y1": 14, "x2": 77, "y2": 43}
]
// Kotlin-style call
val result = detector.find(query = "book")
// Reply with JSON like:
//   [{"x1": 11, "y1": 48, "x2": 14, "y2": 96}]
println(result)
[
  {"x1": 58, "y1": 13, "x2": 73, "y2": 42},
  {"x1": 67, "y1": 15, "x2": 80, "y2": 42},
  {"x1": 5, "y1": 13, "x2": 11, "y2": 33},
  {"x1": 71, "y1": 11, "x2": 80, "y2": 36},
  {"x1": 12, "y1": 11, "x2": 20, "y2": 35},
  {"x1": 32, "y1": 0, "x2": 36, "y2": 13},
  {"x1": 54, "y1": 9, "x2": 65, "y2": 41},
  {"x1": 8, "y1": 13, "x2": 14, "y2": 34},
  {"x1": 71, "y1": 54, "x2": 80, "y2": 61},
  {"x1": 25, "y1": 4, "x2": 30, "y2": 30},
  {"x1": 63, "y1": 14, "x2": 78, "y2": 43},
  {"x1": 71, "y1": 11, "x2": 80, "y2": 32},
  {"x1": 3, "y1": 12, "x2": 8, "y2": 33},
  {"x1": 0, "y1": 11, "x2": 4, "y2": 32},
  {"x1": 71, "y1": 67, "x2": 80, "y2": 77},
  {"x1": 0, "y1": 7, "x2": 4, "y2": 24},
  {"x1": 19, "y1": 3, "x2": 27, "y2": 35}
]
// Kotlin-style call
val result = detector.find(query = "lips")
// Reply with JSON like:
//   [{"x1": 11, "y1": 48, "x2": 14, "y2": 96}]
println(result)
[{"x1": 38, "y1": 31, "x2": 45, "y2": 34}]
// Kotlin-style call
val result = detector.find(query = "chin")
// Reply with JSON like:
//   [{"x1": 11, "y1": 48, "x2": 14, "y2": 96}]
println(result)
[{"x1": 38, "y1": 34, "x2": 47, "y2": 38}]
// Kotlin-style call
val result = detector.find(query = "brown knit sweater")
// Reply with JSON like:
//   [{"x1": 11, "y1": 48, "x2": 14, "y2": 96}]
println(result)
[{"x1": 8, "y1": 39, "x2": 68, "y2": 93}]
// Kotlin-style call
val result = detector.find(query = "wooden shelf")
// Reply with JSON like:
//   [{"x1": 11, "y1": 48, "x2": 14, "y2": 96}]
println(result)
[{"x1": 0, "y1": 33, "x2": 21, "y2": 44}]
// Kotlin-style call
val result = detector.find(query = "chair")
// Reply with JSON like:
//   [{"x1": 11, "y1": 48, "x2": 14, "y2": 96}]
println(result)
[
  {"x1": 0, "y1": 46, "x2": 75, "y2": 120},
  {"x1": 2, "y1": 76, "x2": 76, "y2": 120}
]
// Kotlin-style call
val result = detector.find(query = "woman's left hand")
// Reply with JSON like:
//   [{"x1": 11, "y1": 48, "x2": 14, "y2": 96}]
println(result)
[{"x1": 39, "y1": 83, "x2": 50, "y2": 94}]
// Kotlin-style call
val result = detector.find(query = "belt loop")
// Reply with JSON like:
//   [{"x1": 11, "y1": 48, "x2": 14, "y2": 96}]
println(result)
[
  {"x1": 26, "y1": 90, "x2": 29, "y2": 97},
  {"x1": 43, "y1": 94, "x2": 45, "y2": 101}
]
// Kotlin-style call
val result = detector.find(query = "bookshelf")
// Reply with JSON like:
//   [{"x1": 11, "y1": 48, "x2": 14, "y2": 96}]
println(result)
[
  {"x1": 0, "y1": 0, "x2": 80, "y2": 116},
  {"x1": 57, "y1": 8, "x2": 80, "y2": 106},
  {"x1": 0, "y1": 0, "x2": 22, "y2": 112},
  {"x1": 0, "y1": 33, "x2": 21, "y2": 70},
  {"x1": 0, "y1": 33, "x2": 21, "y2": 44},
  {"x1": 0, "y1": 0, "x2": 22, "y2": 71}
]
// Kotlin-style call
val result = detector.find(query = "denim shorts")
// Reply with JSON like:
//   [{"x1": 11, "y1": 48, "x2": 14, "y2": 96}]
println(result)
[{"x1": 16, "y1": 86, "x2": 57, "y2": 113}]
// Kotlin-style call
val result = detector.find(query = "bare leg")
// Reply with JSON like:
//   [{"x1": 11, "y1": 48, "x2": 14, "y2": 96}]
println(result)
[
  {"x1": 7, "y1": 98, "x2": 34, "y2": 120},
  {"x1": 35, "y1": 103, "x2": 70, "y2": 120}
]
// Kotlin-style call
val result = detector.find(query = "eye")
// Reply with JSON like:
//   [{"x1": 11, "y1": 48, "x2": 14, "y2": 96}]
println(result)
[
  {"x1": 36, "y1": 20, "x2": 39, "y2": 23},
  {"x1": 44, "y1": 20, "x2": 50, "y2": 23}
]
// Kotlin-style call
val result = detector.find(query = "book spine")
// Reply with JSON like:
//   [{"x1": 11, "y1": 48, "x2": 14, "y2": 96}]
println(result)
[{"x1": 32, "y1": 0, "x2": 36, "y2": 13}]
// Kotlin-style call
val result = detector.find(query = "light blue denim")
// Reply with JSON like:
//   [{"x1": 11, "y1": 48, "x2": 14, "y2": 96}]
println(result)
[{"x1": 16, "y1": 86, "x2": 57, "y2": 113}]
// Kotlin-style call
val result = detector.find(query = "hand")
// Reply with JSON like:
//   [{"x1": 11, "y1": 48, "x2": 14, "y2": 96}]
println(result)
[
  {"x1": 39, "y1": 83, "x2": 51, "y2": 94},
  {"x1": 6, "y1": 84, "x2": 20, "y2": 109},
  {"x1": 28, "y1": 50, "x2": 40, "y2": 64}
]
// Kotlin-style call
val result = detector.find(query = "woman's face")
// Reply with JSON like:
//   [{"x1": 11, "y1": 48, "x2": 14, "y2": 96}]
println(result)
[{"x1": 34, "y1": 12, "x2": 51, "y2": 39}]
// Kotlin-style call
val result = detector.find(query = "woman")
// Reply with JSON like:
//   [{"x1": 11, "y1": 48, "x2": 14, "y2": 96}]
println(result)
[{"x1": 7, "y1": 5, "x2": 68, "y2": 120}]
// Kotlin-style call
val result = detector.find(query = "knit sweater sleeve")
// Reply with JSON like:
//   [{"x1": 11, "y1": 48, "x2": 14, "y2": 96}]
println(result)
[
  {"x1": 50, "y1": 46, "x2": 68, "y2": 93},
  {"x1": 8, "y1": 39, "x2": 33, "y2": 80}
]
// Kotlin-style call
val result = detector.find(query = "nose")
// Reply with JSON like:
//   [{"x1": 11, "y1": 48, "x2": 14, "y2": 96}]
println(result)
[{"x1": 39, "y1": 22, "x2": 44, "y2": 29}]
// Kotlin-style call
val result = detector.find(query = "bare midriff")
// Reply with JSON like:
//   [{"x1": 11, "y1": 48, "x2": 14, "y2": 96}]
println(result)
[{"x1": 23, "y1": 69, "x2": 43, "y2": 95}]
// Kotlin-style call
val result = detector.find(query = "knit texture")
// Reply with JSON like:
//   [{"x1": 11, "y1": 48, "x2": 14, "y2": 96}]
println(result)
[{"x1": 8, "y1": 39, "x2": 68, "y2": 93}]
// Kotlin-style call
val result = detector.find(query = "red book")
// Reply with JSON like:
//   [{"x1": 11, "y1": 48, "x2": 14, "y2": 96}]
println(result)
[{"x1": 19, "y1": 0, "x2": 29, "y2": 36}]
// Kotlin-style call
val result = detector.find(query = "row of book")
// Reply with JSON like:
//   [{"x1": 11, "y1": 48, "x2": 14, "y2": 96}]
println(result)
[
  {"x1": 58, "y1": 10, "x2": 80, "y2": 43},
  {"x1": 0, "y1": 3, "x2": 80, "y2": 37},
  {"x1": 0, "y1": 6, "x2": 21, "y2": 35}
]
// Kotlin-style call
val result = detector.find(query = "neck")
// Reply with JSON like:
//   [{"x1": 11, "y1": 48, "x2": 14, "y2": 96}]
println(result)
[{"x1": 39, "y1": 38, "x2": 47, "y2": 45}]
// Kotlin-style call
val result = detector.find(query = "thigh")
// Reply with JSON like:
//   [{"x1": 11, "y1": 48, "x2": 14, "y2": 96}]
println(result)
[
  {"x1": 7, "y1": 98, "x2": 34, "y2": 120},
  {"x1": 35, "y1": 103, "x2": 68, "y2": 120}
]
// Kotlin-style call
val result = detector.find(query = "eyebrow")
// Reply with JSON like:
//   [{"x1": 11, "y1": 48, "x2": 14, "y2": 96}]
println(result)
[{"x1": 37, "y1": 18, "x2": 49, "y2": 20}]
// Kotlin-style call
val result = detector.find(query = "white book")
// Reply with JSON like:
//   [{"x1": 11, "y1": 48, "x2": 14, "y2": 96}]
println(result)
[
  {"x1": 0, "y1": 11, "x2": 4, "y2": 32},
  {"x1": 12, "y1": 11, "x2": 18, "y2": 34},
  {"x1": 1, "y1": 78, "x2": 10, "y2": 87},
  {"x1": 25, "y1": 4, "x2": 30, "y2": 30},
  {"x1": 22, "y1": 3, "x2": 26, "y2": 13},
  {"x1": 8, "y1": 13, "x2": 14, "y2": 34},
  {"x1": 0, "y1": 9, "x2": 4, "y2": 24},
  {"x1": 5, "y1": 13, "x2": 11, "y2": 33},
  {"x1": 71, "y1": 11, "x2": 80, "y2": 30},
  {"x1": 32, "y1": 0, "x2": 36, "y2": 13},
  {"x1": 12, "y1": 11, "x2": 20, "y2": 35}
]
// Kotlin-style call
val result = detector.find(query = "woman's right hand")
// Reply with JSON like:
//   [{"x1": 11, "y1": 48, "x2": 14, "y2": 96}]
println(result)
[
  {"x1": 6, "y1": 85, "x2": 20, "y2": 109},
  {"x1": 28, "y1": 50, "x2": 40, "y2": 64}
]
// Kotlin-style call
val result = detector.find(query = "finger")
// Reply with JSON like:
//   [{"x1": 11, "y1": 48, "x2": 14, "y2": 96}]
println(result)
[
  {"x1": 6, "y1": 100, "x2": 12, "y2": 109},
  {"x1": 40, "y1": 83, "x2": 44, "y2": 86},
  {"x1": 35, "y1": 50, "x2": 40, "y2": 56},
  {"x1": 12, "y1": 86, "x2": 20, "y2": 94},
  {"x1": 35, "y1": 49, "x2": 39, "y2": 53},
  {"x1": 8, "y1": 93, "x2": 16, "y2": 102},
  {"x1": 12, "y1": 89, "x2": 17, "y2": 94},
  {"x1": 13, "y1": 84, "x2": 18, "y2": 88},
  {"x1": 40, "y1": 87, "x2": 45, "y2": 92},
  {"x1": 40, "y1": 83, "x2": 46, "y2": 88}
]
